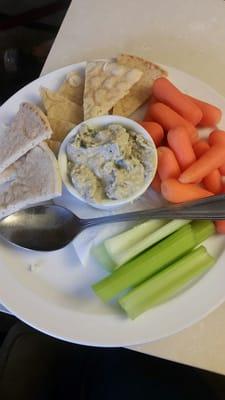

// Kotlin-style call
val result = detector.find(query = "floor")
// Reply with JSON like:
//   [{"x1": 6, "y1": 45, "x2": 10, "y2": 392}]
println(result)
[{"x1": 1, "y1": 1, "x2": 225, "y2": 398}]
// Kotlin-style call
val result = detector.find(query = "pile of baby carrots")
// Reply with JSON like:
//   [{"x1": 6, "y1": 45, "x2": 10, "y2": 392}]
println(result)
[{"x1": 138, "y1": 77, "x2": 225, "y2": 233}]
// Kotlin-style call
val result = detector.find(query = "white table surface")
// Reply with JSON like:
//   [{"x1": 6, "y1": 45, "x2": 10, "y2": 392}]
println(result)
[{"x1": 2, "y1": 0, "x2": 225, "y2": 374}]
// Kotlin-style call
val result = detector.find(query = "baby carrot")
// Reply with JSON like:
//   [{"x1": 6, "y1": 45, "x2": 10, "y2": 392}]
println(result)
[
  {"x1": 203, "y1": 169, "x2": 222, "y2": 194},
  {"x1": 150, "y1": 172, "x2": 161, "y2": 193},
  {"x1": 161, "y1": 178, "x2": 213, "y2": 203},
  {"x1": 209, "y1": 130, "x2": 225, "y2": 176},
  {"x1": 211, "y1": 131, "x2": 225, "y2": 173},
  {"x1": 215, "y1": 221, "x2": 225, "y2": 234},
  {"x1": 147, "y1": 103, "x2": 199, "y2": 144},
  {"x1": 193, "y1": 140, "x2": 210, "y2": 158},
  {"x1": 179, "y1": 144, "x2": 225, "y2": 184},
  {"x1": 208, "y1": 130, "x2": 225, "y2": 146},
  {"x1": 219, "y1": 165, "x2": 225, "y2": 175},
  {"x1": 157, "y1": 146, "x2": 181, "y2": 181},
  {"x1": 167, "y1": 126, "x2": 196, "y2": 170},
  {"x1": 192, "y1": 139, "x2": 222, "y2": 193},
  {"x1": 138, "y1": 121, "x2": 164, "y2": 146},
  {"x1": 214, "y1": 185, "x2": 225, "y2": 233},
  {"x1": 186, "y1": 95, "x2": 222, "y2": 127},
  {"x1": 144, "y1": 96, "x2": 156, "y2": 121},
  {"x1": 152, "y1": 78, "x2": 203, "y2": 125},
  {"x1": 208, "y1": 131, "x2": 225, "y2": 173}
]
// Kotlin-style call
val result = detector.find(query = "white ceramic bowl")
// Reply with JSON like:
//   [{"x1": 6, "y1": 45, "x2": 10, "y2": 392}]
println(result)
[{"x1": 58, "y1": 115, "x2": 158, "y2": 210}]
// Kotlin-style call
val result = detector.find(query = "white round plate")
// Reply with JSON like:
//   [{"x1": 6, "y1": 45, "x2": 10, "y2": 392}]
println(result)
[{"x1": 1, "y1": 62, "x2": 225, "y2": 347}]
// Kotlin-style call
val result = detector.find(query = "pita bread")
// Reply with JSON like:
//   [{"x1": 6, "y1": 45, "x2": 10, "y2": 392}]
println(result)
[
  {"x1": 0, "y1": 164, "x2": 17, "y2": 185},
  {"x1": 58, "y1": 71, "x2": 84, "y2": 105},
  {"x1": 40, "y1": 87, "x2": 83, "y2": 124},
  {"x1": 48, "y1": 118, "x2": 74, "y2": 142},
  {"x1": 0, "y1": 102, "x2": 52, "y2": 174},
  {"x1": 0, "y1": 143, "x2": 62, "y2": 219},
  {"x1": 112, "y1": 54, "x2": 167, "y2": 116},
  {"x1": 46, "y1": 139, "x2": 61, "y2": 156},
  {"x1": 83, "y1": 61, "x2": 142, "y2": 120}
]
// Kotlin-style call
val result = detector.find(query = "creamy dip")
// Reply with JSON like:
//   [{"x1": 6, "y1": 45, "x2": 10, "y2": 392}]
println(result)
[{"x1": 66, "y1": 123, "x2": 155, "y2": 202}]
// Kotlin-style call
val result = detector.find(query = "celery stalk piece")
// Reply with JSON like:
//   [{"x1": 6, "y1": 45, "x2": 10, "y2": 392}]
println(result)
[
  {"x1": 92, "y1": 224, "x2": 196, "y2": 302},
  {"x1": 92, "y1": 220, "x2": 165, "y2": 271},
  {"x1": 104, "y1": 220, "x2": 165, "y2": 264},
  {"x1": 93, "y1": 220, "x2": 214, "y2": 272},
  {"x1": 191, "y1": 220, "x2": 215, "y2": 245},
  {"x1": 92, "y1": 243, "x2": 116, "y2": 272},
  {"x1": 119, "y1": 246, "x2": 215, "y2": 319},
  {"x1": 104, "y1": 219, "x2": 189, "y2": 267}
]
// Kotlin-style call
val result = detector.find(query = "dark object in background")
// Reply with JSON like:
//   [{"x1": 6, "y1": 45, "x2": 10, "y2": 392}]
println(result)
[
  {"x1": 4, "y1": 43, "x2": 53, "y2": 73},
  {"x1": 0, "y1": 42, "x2": 52, "y2": 104},
  {"x1": 0, "y1": 1, "x2": 70, "y2": 104},
  {"x1": 1, "y1": 47, "x2": 43, "y2": 101},
  {"x1": 0, "y1": 321, "x2": 222, "y2": 400},
  {"x1": 0, "y1": 1, "x2": 70, "y2": 31}
]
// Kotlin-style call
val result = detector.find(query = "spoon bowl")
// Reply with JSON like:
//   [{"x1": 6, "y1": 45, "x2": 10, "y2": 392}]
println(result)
[
  {"x1": 1, "y1": 194, "x2": 225, "y2": 251},
  {"x1": 0, "y1": 205, "x2": 80, "y2": 251}
]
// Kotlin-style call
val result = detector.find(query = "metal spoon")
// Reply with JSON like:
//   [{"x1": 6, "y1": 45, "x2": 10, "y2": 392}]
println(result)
[{"x1": 1, "y1": 194, "x2": 225, "y2": 251}]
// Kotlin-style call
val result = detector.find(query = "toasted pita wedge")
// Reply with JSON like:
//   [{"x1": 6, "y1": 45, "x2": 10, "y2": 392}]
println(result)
[
  {"x1": 40, "y1": 87, "x2": 83, "y2": 124},
  {"x1": 0, "y1": 143, "x2": 62, "y2": 219},
  {"x1": 83, "y1": 60, "x2": 142, "y2": 120},
  {"x1": 48, "y1": 118, "x2": 75, "y2": 142},
  {"x1": 46, "y1": 139, "x2": 61, "y2": 156},
  {"x1": 112, "y1": 54, "x2": 167, "y2": 116},
  {"x1": 0, "y1": 102, "x2": 52, "y2": 174},
  {"x1": 58, "y1": 71, "x2": 84, "y2": 105}
]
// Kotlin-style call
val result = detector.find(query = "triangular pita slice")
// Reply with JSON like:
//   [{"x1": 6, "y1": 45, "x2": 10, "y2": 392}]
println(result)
[
  {"x1": 46, "y1": 139, "x2": 61, "y2": 156},
  {"x1": 0, "y1": 164, "x2": 16, "y2": 185},
  {"x1": 40, "y1": 87, "x2": 83, "y2": 124},
  {"x1": 83, "y1": 60, "x2": 142, "y2": 120},
  {"x1": 48, "y1": 118, "x2": 75, "y2": 142},
  {"x1": 112, "y1": 54, "x2": 167, "y2": 116},
  {"x1": 0, "y1": 143, "x2": 62, "y2": 219},
  {"x1": 0, "y1": 102, "x2": 52, "y2": 174},
  {"x1": 58, "y1": 71, "x2": 84, "y2": 105}
]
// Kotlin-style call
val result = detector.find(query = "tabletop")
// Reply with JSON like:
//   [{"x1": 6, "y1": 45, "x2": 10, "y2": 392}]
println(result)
[{"x1": 2, "y1": 0, "x2": 225, "y2": 375}]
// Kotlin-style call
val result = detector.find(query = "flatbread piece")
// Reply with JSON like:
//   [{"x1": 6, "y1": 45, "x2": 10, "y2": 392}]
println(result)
[
  {"x1": 83, "y1": 60, "x2": 143, "y2": 120},
  {"x1": 0, "y1": 102, "x2": 52, "y2": 174},
  {"x1": 0, "y1": 143, "x2": 62, "y2": 219},
  {"x1": 58, "y1": 71, "x2": 84, "y2": 105},
  {"x1": 40, "y1": 87, "x2": 83, "y2": 124},
  {"x1": 46, "y1": 139, "x2": 61, "y2": 156},
  {"x1": 48, "y1": 118, "x2": 74, "y2": 142},
  {"x1": 112, "y1": 54, "x2": 167, "y2": 116}
]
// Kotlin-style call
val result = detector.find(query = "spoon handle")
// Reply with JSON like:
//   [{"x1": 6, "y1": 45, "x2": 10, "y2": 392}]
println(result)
[{"x1": 80, "y1": 194, "x2": 225, "y2": 227}]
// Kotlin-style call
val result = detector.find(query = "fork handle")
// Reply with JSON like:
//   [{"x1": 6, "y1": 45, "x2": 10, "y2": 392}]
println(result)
[{"x1": 80, "y1": 194, "x2": 225, "y2": 227}]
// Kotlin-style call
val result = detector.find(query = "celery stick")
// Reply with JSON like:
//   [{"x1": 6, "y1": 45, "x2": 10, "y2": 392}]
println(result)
[
  {"x1": 119, "y1": 246, "x2": 215, "y2": 319},
  {"x1": 93, "y1": 220, "x2": 214, "y2": 272},
  {"x1": 104, "y1": 219, "x2": 165, "y2": 263},
  {"x1": 92, "y1": 243, "x2": 116, "y2": 271},
  {"x1": 92, "y1": 224, "x2": 195, "y2": 302},
  {"x1": 191, "y1": 220, "x2": 215, "y2": 245},
  {"x1": 93, "y1": 220, "x2": 165, "y2": 271},
  {"x1": 105, "y1": 219, "x2": 189, "y2": 267}
]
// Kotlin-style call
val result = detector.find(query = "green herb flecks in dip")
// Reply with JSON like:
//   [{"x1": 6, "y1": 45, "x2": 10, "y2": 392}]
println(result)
[{"x1": 67, "y1": 123, "x2": 155, "y2": 202}]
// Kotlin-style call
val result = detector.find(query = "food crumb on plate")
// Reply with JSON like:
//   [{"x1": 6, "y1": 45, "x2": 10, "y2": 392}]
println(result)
[{"x1": 27, "y1": 261, "x2": 43, "y2": 272}]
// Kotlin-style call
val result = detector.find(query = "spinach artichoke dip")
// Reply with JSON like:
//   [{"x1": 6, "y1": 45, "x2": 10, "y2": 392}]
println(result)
[{"x1": 66, "y1": 123, "x2": 155, "y2": 202}]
